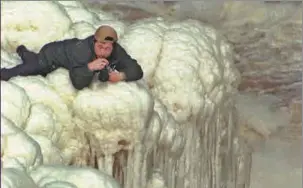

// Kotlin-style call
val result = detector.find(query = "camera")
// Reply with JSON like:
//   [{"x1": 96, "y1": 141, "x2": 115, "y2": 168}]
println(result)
[
  {"x1": 98, "y1": 60, "x2": 118, "y2": 82},
  {"x1": 98, "y1": 68, "x2": 109, "y2": 82}
]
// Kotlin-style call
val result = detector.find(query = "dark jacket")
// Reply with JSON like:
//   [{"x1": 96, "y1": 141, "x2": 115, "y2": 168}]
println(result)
[{"x1": 38, "y1": 35, "x2": 143, "y2": 90}]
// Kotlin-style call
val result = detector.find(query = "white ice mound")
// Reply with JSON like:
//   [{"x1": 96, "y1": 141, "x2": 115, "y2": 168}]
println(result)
[
  {"x1": 1, "y1": 1, "x2": 72, "y2": 52},
  {"x1": 58, "y1": 1, "x2": 126, "y2": 39},
  {"x1": 29, "y1": 165, "x2": 121, "y2": 188},
  {"x1": 45, "y1": 68, "x2": 78, "y2": 108},
  {"x1": 1, "y1": 115, "x2": 43, "y2": 171},
  {"x1": 27, "y1": 134, "x2": 64, "y2": 165},
  {"x1": 9, "y1": 76, "x2": 72, "y2": 131},
  {"x1": 63, "y1": 6, "x2": 100, "y2": 25},
  {"x1": 71, "y1": 21, "x2": 97, "y2": 39},
  {"x1": 72, "y1": 81, "x2": 154, "y2": 155},
  {"x1": 25, "y1": 103, "x2": 60, "y2": 143},
  {"x1": 8, "y1": 75, "x2": 82, "y2": 164},
  {"x1": 119, "y1": 18, "x2": 240, "y2": 124},
  {"x1": 1, "y1": 165, "x2": 121, "y2": 188},
  {"x1": 119, "y1": 17, "x2": 168, "y2": 85},
  {"x1": 151, "y1": 20, "x2": 240, "y2": 123},
  {"x1": 1, "y1": 168, "x2": 39, "y2": 188},
  {"x1": 1, "y1": 81, "x2": 31, "y2": 128},
  {"x1": 1, "y1": 49, "x2": 21, "y2": 69}
]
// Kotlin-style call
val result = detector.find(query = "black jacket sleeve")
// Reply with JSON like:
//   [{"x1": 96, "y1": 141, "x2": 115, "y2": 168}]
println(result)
[
  {"x1": 69, "y1": 65, "x2": 94, "y2": 90},
  {"x1": 114, "y1": 44, "x2": 143, "y2": 81},
  {"x1": 66, "y1": 39, "x2": 96, "y2": 90}
]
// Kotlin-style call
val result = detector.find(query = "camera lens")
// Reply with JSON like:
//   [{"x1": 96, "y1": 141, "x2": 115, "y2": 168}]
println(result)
[{"x1": 98, "y1": 68, "x2": 109, "y2": 82}]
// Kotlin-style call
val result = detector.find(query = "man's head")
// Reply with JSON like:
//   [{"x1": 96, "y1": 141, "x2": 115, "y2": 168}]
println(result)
[{"x1": 94, "y1": 25, "x2": 118, "y2": 58}]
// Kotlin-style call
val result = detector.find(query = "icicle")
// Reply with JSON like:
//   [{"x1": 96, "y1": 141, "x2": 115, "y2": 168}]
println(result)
[
  {"x1": 104, "y1": 154, "x2": 113, "y2": 176},
  {"x1": 124, "y1": 148, "x2": 134, "y2": 188},
  {"x1": 97, "y1": 156, "x2": 104, "y2": 172},
  {"x1": 81, "y1": 91, "x2": 251, "y2": 188}
]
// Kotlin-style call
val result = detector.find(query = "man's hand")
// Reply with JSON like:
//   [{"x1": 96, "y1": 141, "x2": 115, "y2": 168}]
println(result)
[
  {"x1": 87, "y1": 58, "x2": 109, "y2": 71},
  {"x1": 108, "y1": 71, "x2": 126, "y2": 83}
]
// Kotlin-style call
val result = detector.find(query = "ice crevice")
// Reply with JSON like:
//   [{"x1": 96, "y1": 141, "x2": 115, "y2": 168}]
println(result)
[{"x1": 1, "y1": 1, "x2": 251, "y2": 188}]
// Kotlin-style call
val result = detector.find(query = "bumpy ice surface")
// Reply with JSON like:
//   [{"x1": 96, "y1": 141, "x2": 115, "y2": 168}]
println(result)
[{"x1": 1, "y1": 1, "x2": 248, "y2": 188}]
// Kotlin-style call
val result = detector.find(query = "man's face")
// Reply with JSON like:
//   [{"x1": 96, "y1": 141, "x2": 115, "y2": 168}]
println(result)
[{"x1": 94, "y1": 41, "x2": 113, "y2": 58}]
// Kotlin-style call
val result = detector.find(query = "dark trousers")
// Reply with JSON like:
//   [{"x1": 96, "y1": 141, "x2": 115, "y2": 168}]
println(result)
[{"x1": 1, "y1": 47, "x2": 49, "y2": 81}]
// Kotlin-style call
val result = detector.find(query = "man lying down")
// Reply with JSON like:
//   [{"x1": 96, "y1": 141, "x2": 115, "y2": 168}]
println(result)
[{"x1": 0, "y1": 25, "x2": 144, "y2": 90}]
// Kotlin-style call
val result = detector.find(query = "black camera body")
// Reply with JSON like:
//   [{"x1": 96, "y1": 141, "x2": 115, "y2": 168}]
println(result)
[
  {"x1": 98, "y1": 68, "x2": 109, "y2": 82},
  {"x1": 98, "y1": 60, "x2": 118, "y2": 82}
]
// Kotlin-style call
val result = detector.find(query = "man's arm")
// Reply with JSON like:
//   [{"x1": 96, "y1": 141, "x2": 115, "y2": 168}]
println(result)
[
  {"x1": 114, "y1": 44, "x2": 143, "y2": 81},
  {"x1": 69, "y1": 64, "x2": 94, "y2": 90},
  {"x1": 65, "y1": 39, "x2": 96, "y2": 90}
]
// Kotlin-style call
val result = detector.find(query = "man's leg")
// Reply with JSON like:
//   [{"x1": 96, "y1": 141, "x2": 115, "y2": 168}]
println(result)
[
  {"x1": 16, "y1": 45, "x2": 38, "y2": 64},
  {"x1": 0, "y1": 62, "x2": 46, "y2": 81},
  {"x1": 1, "y1": 45, "x2": 47, "y2": 81}
]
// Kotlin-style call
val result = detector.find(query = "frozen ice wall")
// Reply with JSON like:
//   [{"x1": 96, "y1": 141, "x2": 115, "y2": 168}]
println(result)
[
  {"x1": 117, "y1": 2, "x2": 301, "y2": 188},
  {"x1": 81, "y1": 1, "x2": 302, "y2": 188},
  {"x1": 1, "y1": 1, "x2": 252, "y2": 188}
]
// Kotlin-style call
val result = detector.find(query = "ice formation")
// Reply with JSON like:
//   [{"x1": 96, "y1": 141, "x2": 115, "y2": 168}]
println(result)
[{"x1": 1, "y1": 1, "x2": 251, "y2": 188}]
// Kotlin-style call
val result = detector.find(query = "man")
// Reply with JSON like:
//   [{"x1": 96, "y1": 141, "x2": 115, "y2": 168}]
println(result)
[{"x1": 0, "y1": 25, "x2": 143, "y2": 90}]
